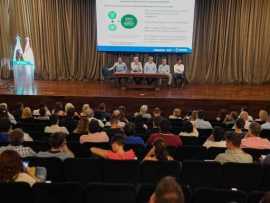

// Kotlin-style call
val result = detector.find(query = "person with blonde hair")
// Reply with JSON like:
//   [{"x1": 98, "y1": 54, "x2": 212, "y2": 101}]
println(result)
[
  {"x1": 134, "y1": 105, "x2": 152, "y2": 119},
  {"x1": 239, "y1": 111, "x2": 252, "y2": 129},
  {"x1": 73, "y1": 116, "x2": 89, "y2": 134},
  {"x1": 256, "y1": 110, "x2": 269, "y2": 124},
  {"x1": 21, "y1": 107, "x2": 33, "y2": 120}
]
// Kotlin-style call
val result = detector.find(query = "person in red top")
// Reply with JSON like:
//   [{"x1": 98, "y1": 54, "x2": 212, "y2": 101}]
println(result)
[
  {"x1": 147, "y1": 119, "x2": 183, "y2": 148},
  {"x1": 90, "y1": 135, "x2": 137, "y2": 160}
]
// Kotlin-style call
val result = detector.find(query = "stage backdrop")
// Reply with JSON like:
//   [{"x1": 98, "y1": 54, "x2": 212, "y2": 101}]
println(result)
[{"x1": 0, "y1": 0, "x2": 270, "y2": 84}]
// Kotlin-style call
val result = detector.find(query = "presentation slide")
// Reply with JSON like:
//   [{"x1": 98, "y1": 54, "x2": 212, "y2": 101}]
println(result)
[{"x1": 96, "y1": 0, "x2": 195, "y2": 53}]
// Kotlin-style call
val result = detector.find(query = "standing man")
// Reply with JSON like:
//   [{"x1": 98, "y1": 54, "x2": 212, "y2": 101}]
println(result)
[
  {"x1": 158, "y1": 58, "x2": 172, "y2": 86},
  {"x1": 174, "y1": 58, "x2": 185, "y2": 87},
  {"x1": 144, "y1": 56, "x2": 157, "y2": 85}
]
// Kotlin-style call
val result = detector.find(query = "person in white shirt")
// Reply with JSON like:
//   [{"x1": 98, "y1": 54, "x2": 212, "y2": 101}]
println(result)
[
  {"x1": 203, "y1": 126, "x2": 226, "y2": 149},
  {"x1": 144, "y1": 56, "x2": 157, "y2": 85},
  {"x1": 195, "y1": 110, "x2": 213, "y2": 129},
  {"x1": 109, "y1": 57, "x2": 128, "y2": 73},
  {"x1": 158, "y1": 58, "x2": 172, "y2": 86},
  {"x1": 0, "y1": 103, "x2": 17, "y2": 125},
  {"x1": 131, "y1": 56, "x2": 143, "y2": 84},
  {"x1": 173, "y1": 58, "x2": 185, "y2": 87},
  {"x1": 44, "y1": 115, "x2": 69, "y2": 134},
  {"x1": 33, "y1": 103, "x2": 51, "y2": 117},
  {"x1": 261, "y1": 117, "x2": 270, "y2": 130},
  {"x1": 179, "y1": 121, "x2": 199, "y2": 137}
]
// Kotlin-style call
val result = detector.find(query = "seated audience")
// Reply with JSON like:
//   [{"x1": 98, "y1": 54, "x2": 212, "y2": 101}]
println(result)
[
  {"x1": 144, "y1": 139, "x2": 173, "y2": 161},
  {"x1": 261, "y1": 115, "x2": 270, "y2": 130},
  {"x1": 194, "y1": 110, "x2": 213, "y2": 129},
  {"x1": 203, "y1": 126, "x2": 226, "y2": 149},
  {"x1": 21, "y1": 107, "x2": 34, "y2": 122},
  {"x1": 123, "y1": 123, "x2": 145, "y2": 145},
  {"x1": 105, "y1": 109, "x2": 126, "y2": 128},
  {"x1": 37, "y1": 132, "x2": 74, "y2": 160},
  {"x1": 158, "y1": 58, "x2": 172, "y2": 86},
  {"x1": 189, "y1": 110, "x2": 198, "y2": 126},
  {"x1": 44, "y1": 115, "x2": 69, "y2": 134},
  {"x1": 118, "y1": 105, "x2": 129, "y2": 124},
  {"x1": 215, "y1": 132, "x2": 253, "y2": 164},
  {"x1": 82, "y1": 106, "x2": 104, "y2": 128},
  {"x1": 223, "y1": 111, "x2": 238, "y2": 126},
  {"x1": 216, "y1": 109, "x2": 228, "y2": 122},
  {"x1": 52, "y1": 102, "x2": 65, "y2": 117},
  {"x1": 149, "y1": 176, "x2": 185, "y2": 203},
  {"x1": 33, "y1": 103, "x2": 51, "y2": 117},
  {"x1": 169, "y1": 108, "x2": 183, "y2": 120},
  {"x1": 148, "y1": 117, "x2": 162, "y2": 135},
  {"x1": 0, "y1": 119, "x2": 11, "y2": 143},
  {"x1": 104, "y1": 118, "x2": 124, "y2": 138},
  {"x1": 179, "y1": 120, "x2": 199, "y2": 137},
  {"x1": 152, "y1": 107, "x2": 164, "y2": 120},
  {"x1": 73, "y1": 116, "x2": 89, "y2": 134},
  {"x1": 0, "y1": 150, "x2": 38, "y2": 186},
  {"x1": 64, "y1": 103, "x2": 78, "y2": 116},
  {"x1": 241, "y1": 122, "x2": 270, "y2": 149},
  {"x1": 0, "y1": 129, "x2": 36, "y2": 158},
  {"x1": 80, "y1": 119, "x2": 109, "y2": 143},
  {"x1": 134, "y1": 105, "x2": 152, "y2": 119},
  {"x1": 0, "y1": 103, "x2": 17, "y2": 125},
  {"x1": 234, "y1": 118, "x2": 246, "y2": 137},
  {"x1": 134, "y1": 115, "x2": 148, "y2": 135},
  {"x1": 239, "y1": 111, "x2": 252, "y2": 129},
  {"x1": 94, "y1": 103, "x2": 111, "y2": 122},
  {"x1": 147, "y1": 119, "x2": 182, "y2": 148},
  {"x1": 255, "y1": 110, "x2": 268, "y2": 124},
  {"x1": 59, "y1": 107, "x2": 78, "y2": 133},
  {"x1": 12, "y1": 102, "x2": 24, "y2": 122},
  {"x1": 90, "y1": 135, "x2": 136, "y2": 160}
]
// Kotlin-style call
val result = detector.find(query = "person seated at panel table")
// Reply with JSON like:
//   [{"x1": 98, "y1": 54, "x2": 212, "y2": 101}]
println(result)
[
  {"x1": 144, "y1": 56, "x2": 157, "y2": 85},
  {"x1": 109, "y1": 57, "x2": 128, "y2": 85},
  {"x1": 131, "y1": 56, "x2": 143, "y2": 84},
  {"x1": 173, "y1": 58, "x2": 185, "y2": 87},
  {"x1": 158, "y1": 58, "x2": 172, "y2": 86}
]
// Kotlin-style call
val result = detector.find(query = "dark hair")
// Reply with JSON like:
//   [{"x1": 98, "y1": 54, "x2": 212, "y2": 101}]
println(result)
[
  {"x1": 212, "y1": 126, "x2": 225, "y2": 141},
  {"x1": 50, "y1": 115, "x2": 59, "y2": 125},
  {"x1": 39, "y1": 106, "x2": 46, "y2": 117},
  {"x1": 249, "y1": 122, "x2": 261, "y2": 136},
  {"x1": 198, "y1": 110, "x2": 206, "y2": 120},
  {"x1": 154, "y1": 176, "x2": 185, "y2": 203},
  {"x1": 9, "y1": 129, "x2": 24, "y2": 146},
  {"x1": 159, "y1": 119, "x2": 172, "y2": 133},
  {"x1": 225, "y1": 132, "x2": 242, "y2": 147},
  {"x1": 0, "y1": 150, "x2": 23, "y2": 182},
  {"x1": 154, "y1": 139, "x2": 170, "y2": 161},
  {"x1": 182, "y1": 121, "x2": 193, "y2": 133},
  {"x1": 54, "y1": 102, "x2": 63, "y2": 114},
  {"x1": 49, "y1": 132, "x2": 67, "y2": 149},
  {"x1": 66, "y1": 107, "x2": 76, "y2": 117},
  {"x1": 89, "y1": 119, "x2": 102, "y2": 133},
  {"x1": 0, "y1": 107, "x2": 9, "y2": 119},
  {"x1": 98, "y1": 103, "x2": 106, "y2": 111},
  {"x1": 0, "y1": 119, "x2": 11, "y2": 132},
  {"x1": 111, "y1": 135, "x2": 125, "y2": 146},
  {"x1": 235, "y1": 118, "x2": 245, "y2": 129},
  {"x1": 124, "y1": 123, "x2": 135, "y2": 136}
]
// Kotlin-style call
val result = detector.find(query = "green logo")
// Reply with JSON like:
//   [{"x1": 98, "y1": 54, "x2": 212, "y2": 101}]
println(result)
[
  {"x1": 108, "y1": 11, "x2": 117, "y2": 20},
  {"x1": 108, "y1": 24, "x2": 117, "y2": 31},
  {"x1": 121, "y1": 14, "x2": 138, "y2": 29}
]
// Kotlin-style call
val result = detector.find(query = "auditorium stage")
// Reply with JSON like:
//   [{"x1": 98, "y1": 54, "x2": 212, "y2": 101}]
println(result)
[{"x1": 0, "y1": 80, "x2": 270, "y2": 119}]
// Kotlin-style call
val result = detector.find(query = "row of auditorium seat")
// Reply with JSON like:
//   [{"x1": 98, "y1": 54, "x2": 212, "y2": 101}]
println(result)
[
  {"x1": 23, "y1": 157, "x2": 270, "y2": 191},
  {"x1": 0, "y1": 182, "x2": 267, "y2": 203}
]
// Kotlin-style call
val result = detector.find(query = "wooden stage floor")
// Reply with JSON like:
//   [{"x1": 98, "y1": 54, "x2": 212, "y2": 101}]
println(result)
[{"x1": 0, "y1": 80, "x2": 270, "y2": 118}]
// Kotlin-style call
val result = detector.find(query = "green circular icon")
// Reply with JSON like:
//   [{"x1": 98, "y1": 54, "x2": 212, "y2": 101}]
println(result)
[
  {"x1": 121, "y1": 14, "x2": 138, "y2": 29},
  {"x1": 108, "y1": 11, "x2": 117, "y2": 20},
  {"x1": 108, "y1": 24, "x2": 117, "y2": 31}
]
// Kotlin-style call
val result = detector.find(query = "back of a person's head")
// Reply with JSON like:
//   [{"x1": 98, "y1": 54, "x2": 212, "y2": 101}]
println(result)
[
  {"x1": 124, "y1": 123, "x2": 135, "y2": 136},
  {"x1": 212, "y1": 126, "x2": 225, "y2": 141},
  {"x1": 235, "y1": 118, "x2": 245, "y2": 130},
  {"x1": 152, "y1": 176, "x2": 184, "y2": 203},
  {"x1": 9, "y1": 129, "x2": 24, "y2": 146},
  {"x1": 159, "y1": 119, "x2": 172, "y2": 133},
  {"x1": 65, "y1": 103, "x2": 75, "y2": 112},
  {"x1": 153, "y1": 107, "x2": 161, "y2": 116},
  {"x1": 198, "y1": 110, "x2": 206, "y2": 120},
  {"x1": 225, "y1": 132, "x2": 242, "y2": 148},
  {"x1": 54, "y1": 102, "x2": 63, "y2": 112},
  {"x1": 259, "y1": 110, "x2": 269, "y2": 122},
  {"x1": 173, "y1": 108, "x2": 182, "y2": 117},
  {"x1": 21, "y1": 107, "x2": 32, "y2": 119},
  {"x1": 50, "y1": 115, "x2": 59, "y2": 125},
  {"x1": 140, "y1": 105, "x2": 148, "y2": 114},
  {"x1": 111, "y1": 134, "x2": 125, "y2": 147},
  {"x1": 0, "y1": 150, "x2": 23, "y2": 182},
  {"x1": 0, "y1": 103, "x2": 8, "y2": 111},
  {"x1": 181, "y1": 121, "x2": 193, "y2": 133},
  {"x1": 0, "y1": 106, "x2": 9, "y2": 119},
  {"x1": 261, "y1": 192, "x2": 270, "y2": 203},
  {"x1": 249, "y1": 122, "x2": 261, "y2": 136},
  {"x1": 49, "y1": 132, "x2": 66, "y2": 149},
  {"x1": 89, "y1": 119, "x2": 102, "y2": 133},
  {"x1": 154, "y1": 139, "x2": 169, "y2": 161},
  {"x1": 0, "y1": 118, "x2": 11, "y2": 132},
  {"x1": 39, "y1": 106, "x2": 46, "y2": 116},
  {"x1": 66, "y1": 107, "x2": 76, "y2": 117}
]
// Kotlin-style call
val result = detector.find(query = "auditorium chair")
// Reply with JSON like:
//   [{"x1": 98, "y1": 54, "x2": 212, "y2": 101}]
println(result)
[
  {"x1": 191, "y1": 188, "x2": 247, "y2": 203},
  {"x1": 222, "y1": 163, "x2": 263, "y2": 190},
  {"x1": 206, "y1": 147, "x2": 226, "y2": 160},
  {"x1": 180, "y1": 136, "x2": 200, "y2": 146},
  {"x1": 182, "y1": 160, "x2": 222, "y2": 188},
  {"x1": 0, "y1": 182, "x2": 34, "y2": 203},
  {"x1": 25, "y1": 157, "x2": 64, "y2": 182},
  {"x1": 261, "y1": 164, "x2": 270, "y2": 190},
  {"x1": 33, "y1": 182, "x2": 84, "y2": 203},
  {"x1": 139, "y1": 160, "x2": 182, "y2": 184},
  {"x1": 247, "y1": 191, "x2": 265, "y2": 203},
  {"x1": 86, "y1": 183, "x2": 136, "y2": 203},
  {"x1": 260, "y1": 129, "x2": 270, "y2": 140},
  {"x1": 103, "y1": 160, "x2": 140, "y2": 184},
  {"x1": 23, "y1": 141, "x2": 50, "y2": 152},
  {"x1": 169, "y1": 119, "x2": 183, "y2": 134},
  {"x1": 243, "y1": 148, "x2": 270, "y2": 161},
  {"x1": 169, "y1": 146, "x2": 207, "y2": 161},
  {"x1": 64, "y1": 158, "x2": 103, "y2": 184}
]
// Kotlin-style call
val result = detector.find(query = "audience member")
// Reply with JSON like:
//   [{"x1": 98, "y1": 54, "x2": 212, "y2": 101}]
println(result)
[
  {"x1": 80, "y1": 119, "x2": 109, "y2": 143},
  {"x1": 134, "y1": 105, "x2": 152, "y2": 119},
  {"x1": 239, "y1": 111, "x2": 252, "y2": 129},
  {"x1": 33, "y1": 103, "x2": 51, "y2": 117},
  {"x1": 12, "y1": 102, "x2": 24, "y2": 121},
  {"x1": 118, "y1": 105, "x2": 129, "y2": 123},
  {"x1": 241, "y1": 122, "x2": 270, "y2": 149},
  {"x1": 123, "y1": 123, "x2": 145, "y2": 145},
  {"x1": 21, "y1": 107, "x2": 33, "y2": 121},
  {"x1": 169, "y1": 108, "x2": 182, "y2": 120},
  {"x1": 147, "y1": 119, "x2": 182, "y2": 148},
  {"x1": 0, "y1": 119, "x2": 11, "y2": 143},
  {"x1": 37, "y1": 132, "x2": 74, "y2": 160},
  {"x1": 234, "y1": 118, "x2": 246, "y2": 137},
  {"x1": 44, "y1": 115, "x2": 69, "y2": 134},
  {"x1": 59, "y1": 107, "x2": 78, "y2": 133},
  {"x1": 0, "y1": 129, "x2": 36, "y2": 157},
  {"x1": 73, "y1": 116, "x2": 89, "y2": 134},
  {"x1": 90, "y1": 135, "x2": 136, "y2": 160},
  {"x1": 152, "y1": 107, "x2": 163, "y2": 119},
  {"x1": 0, "y1": 103, "x2": 17, "y2": 125},
  {"x1": 0, "y1": 150, "x2": 38, "y2": 186},
  {"x1": 65, "y1": 103, "x2": 76, "y2": 114},
  {"x1": 215, "y1": 132, "x2": 253, "y2": 164},
  {"x1": 149, "y1": 176, "x2": 185, "y2": 203},
  {"x1": 223, "y1": 111, "x2": 238, "y2": 126},
  {"x1": 105, "y1": 109, "x2": 126, "y2": 128},
  {"x1": 144, "y1": 139, "x2": 173, "y2": 161},
  {"x1": 194, "y1": 110, "x2": 213, "y2": 129},
  {"x1": 261, "y1": 115, "x2": 270, "y2": 130},
  {"x1": 255, "y1": 110, "x2": 268, "y2": 124},
  {"x1": 179, "y1": 120, "x2": 199, "y2": 137},
  {"x1": 104, "y1": 118, "x2": 124, "y2": 138},
  {"x1": 85, "y1": 107, "x2": 104, "y2": 128},
  {"x1": 94, "y1": 103, "x2": 111, "y2": 122},
  {"x1": 52, "y1": 102, "x2": 65, "y2": 117},
  {"x1": 203, "y1": 126, "x2": 226, "y2": 149}
]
